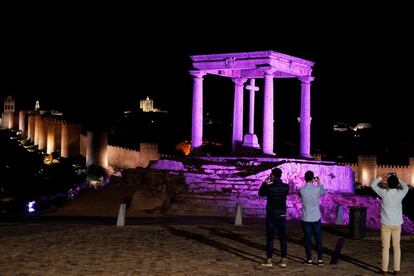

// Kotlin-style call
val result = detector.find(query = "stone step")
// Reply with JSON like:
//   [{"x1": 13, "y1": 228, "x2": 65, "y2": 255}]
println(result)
[
  {"x1": 186, "y1": 187, "x2": 259, "y2": 194},
  {"x1": 201, "y1": 165, "x2": 238, "y2": 170},
  {"x1": 171, "y1": 199, "x2": 265, "y2": 211},
  {"x1": 184, "y1": 171, "x2": 266, "y2": 178},
  {"x1": 203, "y1": 169, "x2": 242, "y2": 175},
  {"x1": 187, "y1": 185, "x2": 259, "y2": 193},
  {"x1": 175, "y1": 193, "x2": 262, "y2": 201},
  {"x1": 185, "y1": 176, "x2": 259, "y2": 183},
  {"x1": 205, "y1": 179, "x2": 259, "y2": 184},
  {"x1": 186, "y1": 180, "x2": 260, "y2": 187},
  {"x1": 187, "y1": 189, "x2": 259, "y2": 196},
  {"x1": 167, "y1": 204, "x2": 265, "y2": 217},
  {"x1": 186, "y1": 182, "x2": 258, "y2": 188},
  {"x1": 187, "y1": 185, "x2": 260, "y2": 192}
]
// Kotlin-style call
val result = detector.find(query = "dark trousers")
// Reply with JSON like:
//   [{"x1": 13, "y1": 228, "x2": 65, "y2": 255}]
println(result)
[
  {"x1": 301, "y1": 219, "x2": 323, "y2": 260},
  {"x1": 266, "y1": 214, "x2": 287, "y2": 259}
]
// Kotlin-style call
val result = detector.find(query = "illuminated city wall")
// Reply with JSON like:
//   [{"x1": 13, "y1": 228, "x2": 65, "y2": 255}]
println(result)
[
  {"x1": 52, "y1": 119, "x2": 62, "y2": 152},
  {"x1": 1, "y1": 112, "x2": 15, "y2": 129},
  {"x1": 45, "y1": 118, "x2": 62, "y2": 154},
  {"x1": 3, "y1": 103, "x2": 158, "y2": 169},
  {"x1": 18, "y1": 111, "x2": 26, "y2": 136},
  {"x1": 34, "y1": 114, "x2": 41, "y2": 145},
  {"x1": 46, "y1": 120, "x2": 55, "y2": 154},
  {"x1": 108, "y1": 145, "x2": 139, "y2": 168},
  {"x1": 27, "y1": 114, "x2": 35, "y2": 142},
  {"x1": 108, "y1": 143, "x2": 159, "y2": 169},
  {"x1": 8, "y1": 112, "x2": 15, "y2": 129},
  {"x1": 38, "y1": 117, "x2": 47, "y2": 150},
  {"x1": 341, "y1": 155, "x2": 414, "y2": 185},
  {"x1": 86, "y1": 130, "x2": 108, "y2": 168},
  {"x1": 61, "y1": 123, "x2": 81, "y2": 158},
  {"x1": 80, "y1": 133, "x2": 87, "y2": 157},
  {"x1": 139, "y1": 143, "x2": 159, "y2": 167}
]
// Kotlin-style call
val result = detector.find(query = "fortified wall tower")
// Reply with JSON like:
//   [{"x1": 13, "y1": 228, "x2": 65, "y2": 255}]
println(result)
[
  {"x1": 61, "y1": 122, "x2": 81, "y2": 158},
  {"x1": 86, "y1": 130, "x2": 108, "y2": 168}
]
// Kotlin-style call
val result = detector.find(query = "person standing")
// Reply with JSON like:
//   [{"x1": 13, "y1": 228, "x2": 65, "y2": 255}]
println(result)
[
  {"x1": 259, "y1": 168, "x2": 290, "y2": 267},
  {"x1": 365, "y1": 173, "x2": 410, "y2": 275},
  {"x1": 299, "y1": 170, "x2": 326, "y2": 265}
]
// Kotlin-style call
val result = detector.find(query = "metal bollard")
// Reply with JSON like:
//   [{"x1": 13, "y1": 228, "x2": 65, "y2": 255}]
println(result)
[
  {"x1": 117, "y1": 203, "x2": 126, "y2": 226},
  {"x1": 335, "y1": 204, "x2": 344, "y2": 225},
  {"x1": 235, "y1": 203, "x2": 243, "y2": 226}
]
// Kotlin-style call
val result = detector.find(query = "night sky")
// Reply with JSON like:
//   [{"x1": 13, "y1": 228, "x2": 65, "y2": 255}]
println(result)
[{"x1": 2, "y1": 4, "x2": 413, "y2": 155}]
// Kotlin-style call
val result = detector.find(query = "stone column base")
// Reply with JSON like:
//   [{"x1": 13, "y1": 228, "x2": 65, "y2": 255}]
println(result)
[{"x1": 242, "y1": 133, "x2": 260, "y2": 149}]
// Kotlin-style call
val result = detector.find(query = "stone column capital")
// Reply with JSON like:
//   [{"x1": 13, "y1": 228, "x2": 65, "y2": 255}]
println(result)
[
  {"x1": 232, "y1": 77, "x2": 247, "y2": 86},
  {"x1": 264, "y1": 68, "x2": 276, "y2": 76},
  {"x1": 189, "y1": 70, "x2": 206, "y2": 79},
  {"x1": 299, "y1": 76, "x2": 315, "y2": 84}
]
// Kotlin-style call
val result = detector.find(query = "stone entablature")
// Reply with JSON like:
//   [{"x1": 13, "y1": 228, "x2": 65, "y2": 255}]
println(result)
[{"x1": 191, "y1": 50, "x2": 314, "y2": 78}]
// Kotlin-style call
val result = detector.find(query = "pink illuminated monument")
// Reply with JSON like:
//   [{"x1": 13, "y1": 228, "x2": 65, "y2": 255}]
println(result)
[
  {"x1": 190, "y1": 50, "x2": 314, "y2": 157},
  {"x1": 149, "y1": 51, "x2": 414, "y2": 234}
]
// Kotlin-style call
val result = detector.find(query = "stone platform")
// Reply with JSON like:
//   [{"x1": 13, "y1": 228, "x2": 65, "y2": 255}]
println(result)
[
  {"x1": 49, "y1": 157, "x2": 413, "y2": 233},
  {"x1": 151, "y1": 157, "x2": 414, "y2": 233}
]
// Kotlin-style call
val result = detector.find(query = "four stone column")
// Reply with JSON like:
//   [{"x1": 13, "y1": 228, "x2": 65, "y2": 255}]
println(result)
[
  {"x1": 190, "y1": 71, "x2": 205, "y2": 150},
  {"x1": 299, "y1": 76, "x2": 314, "y2": 158},
  {"x1": 189, "y1": 69, "x2": 313, "y2": 157},
  {"x1": 232, "y1": 78, "x2": 247, "y2": 151}
]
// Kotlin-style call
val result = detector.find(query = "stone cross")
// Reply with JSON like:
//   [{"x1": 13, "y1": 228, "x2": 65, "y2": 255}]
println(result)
[{"x1": 245, "y1": 79, "x2": 259, "y2": 134}]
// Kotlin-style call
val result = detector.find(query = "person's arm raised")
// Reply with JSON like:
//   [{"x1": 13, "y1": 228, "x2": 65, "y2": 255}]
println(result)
[
  {"x1": 370, "y1": 176, "x2": 383, "y2": 197},
  {"x1": 316, "y1": 177, "x2": 326, "y2": 196},
  {"x1": 258, "y1": 176, "x2": 270, "y2": 197}
]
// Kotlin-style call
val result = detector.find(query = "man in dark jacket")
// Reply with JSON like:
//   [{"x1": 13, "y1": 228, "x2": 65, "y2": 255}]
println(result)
[{"x1": 259, "y1": 168, "x2": 290, "y2": 267}]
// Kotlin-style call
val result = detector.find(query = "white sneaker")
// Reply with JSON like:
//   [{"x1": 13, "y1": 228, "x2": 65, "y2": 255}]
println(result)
[
  {"x1": 317, "y1": 259, "x2": 324, "y2": 266},
  {"x1": 261, "y1": 258, "x2": 272, "y2": 267},
  {"x1": 278, "y1": 257, "x2": 287, "y2": 268},
  {"x1": 304, "y1": 259, "x2": 313, "y2": 265}
]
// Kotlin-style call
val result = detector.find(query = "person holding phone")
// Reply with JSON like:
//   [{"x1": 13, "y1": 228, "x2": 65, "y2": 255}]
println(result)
[
  {"x1": 364, "y1": 172, "x2": 410, "y2": 275},
  {"x1": 299, "y1": 170, "x2": 326, "y2": 265},
  {"x1": 259, "y1": 168, "x2": 289, "y2": 268}
]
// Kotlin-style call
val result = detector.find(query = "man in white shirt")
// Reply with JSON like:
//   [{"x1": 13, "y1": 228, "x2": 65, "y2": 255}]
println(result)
[{"x1": 365, "y1": 173, "x2": 410, "y2": 275}]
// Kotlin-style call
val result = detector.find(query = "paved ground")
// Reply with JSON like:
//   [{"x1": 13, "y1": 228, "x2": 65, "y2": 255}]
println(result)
[{"x1": 1, "y1": 218, "x2": 413, "y2": 275}]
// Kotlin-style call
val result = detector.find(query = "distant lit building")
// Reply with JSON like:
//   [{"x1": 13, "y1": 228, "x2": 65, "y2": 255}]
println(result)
[
  {"x1": 333, "y1": 122, "x2": 350, "y2": 132},
  {"x1": 139, "y1": 96, "x2": 166, "y2": 113},
  {"x1": 1, "y1": 96, "x2": 15, "y2": 128},
  {"x1": 352, "y1": 122, "x2": 372, "y2": 131},
  {"x1": 332, "y1": 121, "x2": 372, "y2": 132},
  {"x1": 50, "y1": 110, "x2": 63, "y2": 116},
  {"x1": 3, "y1": 96, "x2": 15, "y2": 113}
]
